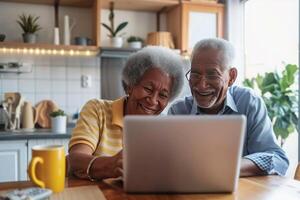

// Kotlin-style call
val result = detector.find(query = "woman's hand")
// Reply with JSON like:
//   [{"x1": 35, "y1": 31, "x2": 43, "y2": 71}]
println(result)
[
  {"x1": 110, "y1": 151, "x2": 123, "y2": 178},
  {"x1": 69, "y1": 144, "x2": 123, "y2": 180}
]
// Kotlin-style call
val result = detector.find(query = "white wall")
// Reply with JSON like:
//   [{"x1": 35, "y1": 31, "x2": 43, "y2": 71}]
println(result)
[{"x1": 100, "y1": 9, "x2": 157, "y2": 47}]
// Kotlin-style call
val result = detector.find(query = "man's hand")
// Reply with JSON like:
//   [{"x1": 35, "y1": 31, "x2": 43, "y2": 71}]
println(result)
[{"x1": 240, "y1": 158, "x2": 265, "y2": 177}]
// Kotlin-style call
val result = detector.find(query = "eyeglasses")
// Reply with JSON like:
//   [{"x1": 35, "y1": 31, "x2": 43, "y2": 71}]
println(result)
[{"x1": 185, "y1": 70, "x2": 224, "y2": 85}]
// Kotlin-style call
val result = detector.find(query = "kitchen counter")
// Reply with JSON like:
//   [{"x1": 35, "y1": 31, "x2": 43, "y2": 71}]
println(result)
[{"x1": 0, "y1": 128, "x2": 73, "y2": 140}]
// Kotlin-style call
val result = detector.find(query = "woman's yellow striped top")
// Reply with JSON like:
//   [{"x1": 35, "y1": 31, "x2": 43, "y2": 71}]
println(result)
[{"x1": 69, "y1": 97, "x2": 125, "y2": 156}]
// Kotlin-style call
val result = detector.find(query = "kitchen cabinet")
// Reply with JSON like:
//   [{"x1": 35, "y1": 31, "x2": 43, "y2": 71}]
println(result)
[
  {"x1": 167, "y1": 1, "x2": 224, "y2": 52},
  {"x1": 0, "y1": 140, "x2": 27, "y2": 182},
  {"x1": 0, "y1": 138, "x2": 69, "y2": 182},
  {"x1": 0, "y1": 0, "x2": 101, "y2": 55},
  {"x1": 0, "y1": 0, "x2": 224, "y2": 54},
  {"x1": 0, "y1": 0, "x2": 178, "y2": 53}
]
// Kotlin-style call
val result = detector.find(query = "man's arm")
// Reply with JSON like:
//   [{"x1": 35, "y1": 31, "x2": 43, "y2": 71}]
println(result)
[
  {"x1": 242, "y1": 90, "x2": 289, "y2": 176},
  {"x1": 240, "y1": 158, "x2": 265, "y2": 177}
]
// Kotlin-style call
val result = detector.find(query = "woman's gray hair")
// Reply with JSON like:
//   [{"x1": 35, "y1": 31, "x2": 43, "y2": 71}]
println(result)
[
  {"x1": 191, "y1": 38, "x2": 235, "y2": 68},
  {"x1": 122, "y1": 46, "x2": 185, "y2": 101}
]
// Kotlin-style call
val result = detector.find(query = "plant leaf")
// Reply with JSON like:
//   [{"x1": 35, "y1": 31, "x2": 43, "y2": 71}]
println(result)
[
  {"x1": 114, "y1": 22, "x2": 128, "y2": 36},
  {"x1": 101, "y1": 23, "x2": 113, "y2": 37}
]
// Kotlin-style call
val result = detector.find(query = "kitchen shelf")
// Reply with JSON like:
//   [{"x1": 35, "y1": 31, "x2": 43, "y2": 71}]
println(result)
[
  {"x1": 0, "y1": 42, "x2": 99, "y2": 56},
  {"x1": 0, "y1": 0, "x2": 94, "y2": 8},
  {"x1": 100, "y1": 0, "x2": 179, "y2": 12}
]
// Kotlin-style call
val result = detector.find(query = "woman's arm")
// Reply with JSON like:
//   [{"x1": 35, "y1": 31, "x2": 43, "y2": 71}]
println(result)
[{"x1": 68, "y1": 144, "x2": 122, "y2": 180}]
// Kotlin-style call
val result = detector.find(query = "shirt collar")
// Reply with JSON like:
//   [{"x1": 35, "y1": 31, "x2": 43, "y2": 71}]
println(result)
[
  {"x1": 111, "y1": 97, "x2": 125, "y2": 128},
  {"x1": 191, "y1": 89, "x2": 238, "y2": 114}
]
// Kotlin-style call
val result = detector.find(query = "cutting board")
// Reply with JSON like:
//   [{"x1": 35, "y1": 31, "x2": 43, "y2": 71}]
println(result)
[{"x1": 35, "y1": 100, "x2": 59, "y2": 128}]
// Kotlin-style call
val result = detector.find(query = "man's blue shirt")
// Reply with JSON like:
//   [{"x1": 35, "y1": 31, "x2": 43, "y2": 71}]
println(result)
[{"x1": 168, "y1": 85, "x2": 289, "y2": 175}]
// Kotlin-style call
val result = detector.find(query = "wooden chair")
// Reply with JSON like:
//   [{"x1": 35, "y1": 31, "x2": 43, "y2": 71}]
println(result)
[{"x1": 294, "y1": 163, "x2": 300, "y2": 181}]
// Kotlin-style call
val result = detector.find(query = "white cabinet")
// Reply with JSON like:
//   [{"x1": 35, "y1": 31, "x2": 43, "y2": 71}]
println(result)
[
  {"x1": 0, "y1": 140, "x2": 27, "y2": 182},
  {"x1": 0, "y1": 138, "x2": 69, "y2": 183}
]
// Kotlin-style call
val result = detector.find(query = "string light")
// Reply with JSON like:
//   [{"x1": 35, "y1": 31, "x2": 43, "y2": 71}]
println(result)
[{"x1": 0, "y1": 47, "x2": 97, "y2": 56}]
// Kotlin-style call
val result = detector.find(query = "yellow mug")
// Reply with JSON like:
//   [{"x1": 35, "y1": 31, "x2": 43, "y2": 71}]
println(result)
[{"x1": 28, "y1": 145, "x2": 65, "y2": 193}]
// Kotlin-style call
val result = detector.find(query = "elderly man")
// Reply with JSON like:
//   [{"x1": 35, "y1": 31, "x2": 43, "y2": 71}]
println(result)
[{"x1": 168, "y1": 38, "x2": 289, "y2": 176}]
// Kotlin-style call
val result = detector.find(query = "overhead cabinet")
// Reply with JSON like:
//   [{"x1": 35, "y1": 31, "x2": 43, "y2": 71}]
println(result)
[
  {"x1": 0, "y1": 0, "x2": 224, "y2": 53},
  {"x1": 167, "y1": 1, "x2": 224, "y2": 52}
]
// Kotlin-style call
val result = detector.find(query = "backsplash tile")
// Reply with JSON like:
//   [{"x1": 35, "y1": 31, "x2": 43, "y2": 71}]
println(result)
[
  {"x1": 35, "y1": 93, "x2": 51, "y2": 103},
  {"x1": 51, "y1": 80, "x2": 66, "y2": 93},
  {"x1": 67, "y1": 80, "x2": 81, "y2": 93},
  {"x1": 19, "y1": 79, "x2": 35, "y2": 93},
  {"x1": 0, "y1": 55, "x2": 100, "y2": 116},
  {"x1": 2, "y1": 79, "x2": 18, "y2": 92},
  {"x1": 50, "y1": 56, "x2": 66, "y2": 67},
  {"x1": 66, "y1": 65, "x2": 81, "y2": 80},
  {"x1": 35, "y1": 65, "x2": 51, "y2": 79},
  {"x1": 51, "y1": 93, "x2": 66, "y2": 108},
  {"x1": 36, "y1": 80, "x2": 51, "y2": 93},
  {"x1": 50, "y1": 66, "x2": 66, "y2": 80}
]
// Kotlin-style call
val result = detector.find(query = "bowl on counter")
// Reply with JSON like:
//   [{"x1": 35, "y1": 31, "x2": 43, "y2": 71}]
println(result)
[{"x1": 0, "y1": 34, "x2": 5, "y2": 42}]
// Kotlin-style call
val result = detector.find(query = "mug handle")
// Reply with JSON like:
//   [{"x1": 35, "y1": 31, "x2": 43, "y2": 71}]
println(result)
[{"x1": 28, "y1": 157, "x2": 46, "y2": 188}]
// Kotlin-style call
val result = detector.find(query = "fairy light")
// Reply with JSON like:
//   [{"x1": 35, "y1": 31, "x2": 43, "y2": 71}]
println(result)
[
  {"x1": 34, "y1": 49, "x2": 40, "y2": 55},
  {"x1": 0, "y1": 47, "x2": 97, "y2": 56},
  {"x1": 85, "y1": 50, "x2": 91, "y2": 56}
]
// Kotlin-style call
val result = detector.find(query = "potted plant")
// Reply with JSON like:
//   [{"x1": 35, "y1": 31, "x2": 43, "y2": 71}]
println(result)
[
  {"x1": 127, "y1": 36, "x2": 143, "y2": 48},
  {"x1": 101, "y1": 2, "x2": 128, "y2": 47},
  {"x1": 50, "y1": 109, "x2": 67, "y2": 134},
  {"x1": 17, "y1": 13, "x2": 42, "y2": 44},
  {"x1": 243, "y1": 64, "x2": 299, "y2": 147}
]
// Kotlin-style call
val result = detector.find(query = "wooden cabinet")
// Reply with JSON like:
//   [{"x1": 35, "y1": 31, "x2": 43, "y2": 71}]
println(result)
[
  {"x1": 0, "y1": 138, "x2": 69, "y2": 182},
  {"x1": 0, "y1": 0, "x2": 224, "y2": 54},
  {"x1": 0, "y1": 140, "x2": 27, "y2": 182},
  {"x1": 0, "y1": 0, "x2": 101, "y2": 55},
  {"x1": 167, "y1": 1, "x2": 224, "y2": 52}
]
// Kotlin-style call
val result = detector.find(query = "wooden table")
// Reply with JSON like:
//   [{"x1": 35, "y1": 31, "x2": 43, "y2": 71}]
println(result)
[{"x1": 1, "y1": 176, "x2": 300, "y2": 200}]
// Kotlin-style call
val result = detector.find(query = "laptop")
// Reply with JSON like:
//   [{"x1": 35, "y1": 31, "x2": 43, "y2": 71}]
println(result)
[{"x1": 123, "y1": 115, "x2": 246, "y2": 193}]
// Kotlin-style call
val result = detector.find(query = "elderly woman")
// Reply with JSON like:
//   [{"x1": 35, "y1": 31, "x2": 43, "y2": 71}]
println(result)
[{"x1": 68, "y1": 46, "x2": 185, "y2": 181}]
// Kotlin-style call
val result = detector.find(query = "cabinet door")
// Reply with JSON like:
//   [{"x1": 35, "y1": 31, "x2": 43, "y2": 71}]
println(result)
[
  {"x1": 0, "y1": 140, "x2": 27, "y2": 182},
  {"x1": 183, "y1": 3, "x2": 224, "y2": 52},
  {"x1": 167, "y1": 2, "x2": 224, "y2": 52},
  {"x1": 27, "y1": 138, "x2": 69, "y2": 165}
]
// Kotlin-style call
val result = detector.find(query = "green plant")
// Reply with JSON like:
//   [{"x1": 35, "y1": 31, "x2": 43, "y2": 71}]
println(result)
[
  {"x1": 127, "y1": 36, "x2": 144, "y2": 43},
  {"x1": 17, "y1": 14, "x2": 42, "y2": 34},
  {"x1": 50, "y1": 109, "x2": 66, "y2": 118},
  {"x1": 243, "y1": 64, "x2": 299, "y2": 146},
  {"x1": 101, "y1": 2, "x2": 128, "y2": 38}
]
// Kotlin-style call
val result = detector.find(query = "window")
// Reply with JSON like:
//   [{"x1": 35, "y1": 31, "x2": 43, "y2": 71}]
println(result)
[{"x1": 244, "y1": 0, "x2": 299, "y2": 177}]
